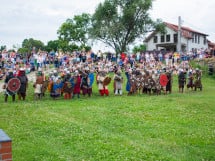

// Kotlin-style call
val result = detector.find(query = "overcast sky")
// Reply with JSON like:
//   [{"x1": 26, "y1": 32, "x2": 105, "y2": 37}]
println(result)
[{"x1": 1, "y1": 0, "x2": 215, "y2": 51}]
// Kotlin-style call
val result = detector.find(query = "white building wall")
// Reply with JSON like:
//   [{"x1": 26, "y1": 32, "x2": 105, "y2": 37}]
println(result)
[
  {"x1": 146, "y1": 37, "x2": 157, "y2": 50},
  {"x1": 189, "y1": 35, "x2": 208, "y2": 51},
  {"x1": 145, "y1": 26, "x2": 208, "y2": 51},
  {"x1": 165, "y1": 27, "x2": 176, "y2": 43},
  {"x1": 146, "y1": 27, "x2": 177, "y2": 50}
]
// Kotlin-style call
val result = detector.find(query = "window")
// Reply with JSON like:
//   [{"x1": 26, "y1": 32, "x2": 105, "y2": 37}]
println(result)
[
  {"x1": 166, "y1": 34, "x2": 170, "y2": 42},
  {"x1": 198, "y1": 35, "x2": 200, "y2": 44},
  {"x1": 153, "y1": 36, "x2": 157, "y2": 43},
  {"x1": 174, "y1": 34, "x2": 178, "y2": 43},
  {"x1": 204, "y1": 36, "x2": 207, "y2": 45},
  {"x1": 192, "y1": 33, "x2": 194, "y2": 43},
  {"x1": 161, "y1": 35, "x2": 165, "y2": 42},
  {"x1": 195, "y1": 34, "x2": 197, "y2": 43}
]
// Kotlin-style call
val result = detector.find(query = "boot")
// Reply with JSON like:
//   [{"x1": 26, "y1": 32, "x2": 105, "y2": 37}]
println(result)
[
  {"x1": 5, "y1": 95, "x2": 8, "y2": 102},
  {"x1": 12, "y1": 95, "x2": 15, "y2": 102},
  {"x1": 18, "y1": 94, "x2": 21, "y2": 100}
]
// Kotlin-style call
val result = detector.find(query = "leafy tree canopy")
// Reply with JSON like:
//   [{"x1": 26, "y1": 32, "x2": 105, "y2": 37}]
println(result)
[
  {"x1": 90, "y1": 0, "x2": 165, "y2": 54},
  {"x1": 0, "y1": 45, "x2": 7, "y2": 51},
  {"x1": 57, "y1": 13, "x2": 91, "y2": 46},
  {"x1": 45, "y1": 40, "x2": 61, "y2": 52},
  {"x1": 132, "y1": 44, "x2": 146, "y2": 53},
  {"x1": 22, "y1": 38, "x2": 45, "y2": 53},
  {"x1": 17, "y1": 48, "x2": 29, "y2": 54}
]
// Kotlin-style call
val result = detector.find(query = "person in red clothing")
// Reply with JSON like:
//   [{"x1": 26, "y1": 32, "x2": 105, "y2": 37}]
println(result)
[
  {"x1": 17, "y1": 68, "x2": 28, "y2": 101},
  {"x1": 62, "y1": 71, "x2": 74, "y2": 99},
  {"x1": 73, "y1": 70, "x2": 81, "y2": 98},
  {"x1": 96, "y1": 69, "x2": 109, "y2": 96},
  {"x1": 120, "y1": 52, "x2": 126, "y2": 61}
]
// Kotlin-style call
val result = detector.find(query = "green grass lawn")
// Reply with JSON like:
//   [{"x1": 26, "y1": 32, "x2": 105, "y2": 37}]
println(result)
[{"x1": 0, "y1": 73, "x2": 215, "y2": 161}]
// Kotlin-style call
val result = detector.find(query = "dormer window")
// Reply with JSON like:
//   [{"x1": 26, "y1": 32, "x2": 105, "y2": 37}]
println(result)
[
  {"x1": 166, "y1": 34, "x2": 170, "y2": 42},
  {"x1": 153, "y1": 36, "x2": 158, "y2": 43},
  {"x1": 161, "y1": 35, "x2": 165, "y2": 42}
]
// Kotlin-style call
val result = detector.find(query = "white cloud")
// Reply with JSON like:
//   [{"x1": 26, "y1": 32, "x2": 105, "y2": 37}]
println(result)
[
  {"x1": 151, "y1": 0, "x2": 215, "y2": 41},
  {"x1": 0, "y1": 0, "x2": 214, "y2": 51},
  {"x1": 0, "y1": 0, "x2": 104, "y2": 49}
]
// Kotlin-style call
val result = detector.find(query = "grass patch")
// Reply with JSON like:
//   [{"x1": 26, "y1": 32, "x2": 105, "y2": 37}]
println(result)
[{"x1": 0, "y1": 73, "x2": 215, "y2": 160}]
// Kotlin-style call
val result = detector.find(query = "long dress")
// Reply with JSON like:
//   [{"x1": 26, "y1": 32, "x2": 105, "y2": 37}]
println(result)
[
  {"x1": 73, "y1": 76, "x2": 81, "y2": 95},
  {"x1": 125, "y1": 72, "x2": 131, "y2": 92}
]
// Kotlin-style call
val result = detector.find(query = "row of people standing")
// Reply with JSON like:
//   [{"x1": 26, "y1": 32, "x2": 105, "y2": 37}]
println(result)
[
  {"x1": 33, "y1": 67, "x2": 124, "y2": 100},
  {"x1": 3, "y1": 66, "x2": 202, "y2": 102}
]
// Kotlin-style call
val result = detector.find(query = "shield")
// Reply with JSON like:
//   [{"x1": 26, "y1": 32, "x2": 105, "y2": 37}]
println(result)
[
  {"x1": 103, "y1": 76, "x2": 111, "y2": 86},
  {"x1": 7, "y1": 77, "x2": 21, "y2": 92},
  {"x1": 159, "y1": 74, "x2": 169, "y2": 86}
]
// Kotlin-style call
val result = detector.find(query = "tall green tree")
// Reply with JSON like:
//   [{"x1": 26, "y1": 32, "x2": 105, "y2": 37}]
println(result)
[
  {"x1": 45, "y1": 40, "x2": 60, "y2": 52},
  {"x1": 0, "y1": 45, "x2": 6, "y2": 51},
  {"x1": 57, "y1": 13, "x2": 91, "y2": 47},
  {"x1": 90, "y1": 0, "x2": 165, "y2": 54},
  {"x1": 132, "y1": 44, "x2": 146, "y2": 53},
  {"x1": 21, "y1": 38, "x2": 45, "y2": 52},
  {"x1": 45, "y1": 39, "x2": 82, "y2": 52},
  {"x1": 17, "y1": 48, "x2": 28, "y2": 54}
]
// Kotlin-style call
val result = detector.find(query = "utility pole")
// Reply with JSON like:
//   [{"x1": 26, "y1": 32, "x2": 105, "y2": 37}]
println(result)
[{"x1": 177, "y1": 16, "x2": 182, "y2": 53}]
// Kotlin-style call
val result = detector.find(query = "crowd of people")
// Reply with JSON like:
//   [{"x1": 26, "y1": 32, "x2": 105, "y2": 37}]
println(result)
[{"x1": 0, "y1": 48, "x2": 207, "y2": 102}]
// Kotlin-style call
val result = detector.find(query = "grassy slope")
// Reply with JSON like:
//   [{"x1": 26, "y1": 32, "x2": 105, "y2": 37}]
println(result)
[{"x1": 0, "y1": 74, "x2": 214, "y2": 161}]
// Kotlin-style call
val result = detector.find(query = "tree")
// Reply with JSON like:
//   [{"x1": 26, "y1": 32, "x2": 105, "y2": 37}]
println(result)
[
  {"x1": 90, "y1": 0, "x2": 165, "y2": 54},
  {"x1": 17, "y1": 48, "x2": 28, "y2": 54},
  {"x1": 57, "y1": 13, "x2": 91, "y2": 47},
  {"x1": 21, "y1": 38, "x2": 45, "y2": 53},
  {"x1": 0, "y1": 45, "x2": 6, "y2": 51},
  {"x1": 45, "y1": 40, "x2": 60, "y2": 52},
  {"x1": 45, "y1": 39, "x2": 81, "y2": 52},
  {"x1": 132, "y1": 44, "x2": 146, "y2": 53},
  {"x1": 56, "y1": 40, "x2": 79, "y2": 52}
]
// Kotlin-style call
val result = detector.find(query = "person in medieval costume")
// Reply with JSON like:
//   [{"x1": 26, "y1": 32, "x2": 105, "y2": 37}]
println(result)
[
  {"x1": 88, "y1": 69, "x2": 95, "y2": 97},
  {"x1": 50, "y1": 70, "x2": 63, "y2": 99},
  {"x1": 33, "y1": 69, "x2": 44, "y2": 100},
  {"x1": 81, "y1": 68, "x2": 94, "y2": 97},
  {"x1": 125, "y1": 69, "x2": 132, "y2": 95},
  {"x1": 178, "y1": 69, "x2": 186, "y2": 93},
  {"x1": 158, "y1": 68, "x2": 169, "y2": 95},
  {"x1": 96, "y1": 69, "x2": 110, "y2": 96},
  {"x1": 80, "y1": 69, "x2": 89, "y2": 96},
  {"x1": 113, "y1": 70, "x2": 123, "y2": 95},
  {"x1": 73, "y1": 70, "x2": 81, "y2": 98},
  {"x1": 187, "y1": 69, "x2": 194, "y2": 90},
  {"x1": 62, "y1": 71, "x2": 74, "y2": 99},
  {"x1": 193, "y1": 68, "x2": 202, "y2": 91},
  {"x1": 17, "y1": 68, "x2": 28, "y2": 100},
  {"x1": 3, "y1": 69, "x2": 16, "y2": 102},
  {"x1": 166, "y1": 69, "x2": 173, "y2": 94}
]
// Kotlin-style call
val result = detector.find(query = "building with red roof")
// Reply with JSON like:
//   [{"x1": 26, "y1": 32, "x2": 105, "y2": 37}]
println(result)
[{"x1": 144, "y1": 22, "x2": 208, "y2": 52}]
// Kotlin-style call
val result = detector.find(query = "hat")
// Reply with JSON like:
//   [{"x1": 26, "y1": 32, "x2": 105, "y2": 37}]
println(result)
[
  {"x1": 85, "y1": 67, "x2": 90, "y2": 71},
  {"x1": 8, "y1": 69, "x2": 13, "y2": 73},
  {"x1": 117, "y1": 70, "x2": 121, "y2": 74},
  {"x1": 19, "y1": 68, "x2": 25, "y2": 71},
  {"x1": 37, "y1": 71, "x2": 42, "y2": 76},
  {"x1": 128, "y1": 69, "x2": 132, "y2": 73}
]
